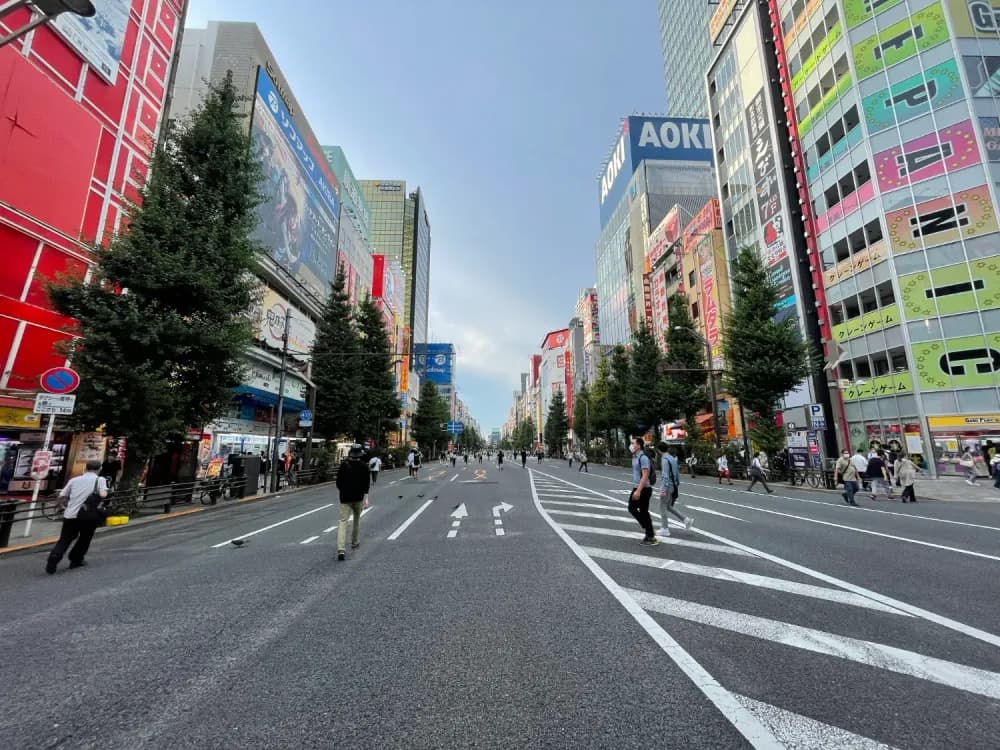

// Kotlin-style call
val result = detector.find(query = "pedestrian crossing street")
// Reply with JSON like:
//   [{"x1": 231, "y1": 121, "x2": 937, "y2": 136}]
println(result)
[{"x1": 529, "y1": 471, "x2": 1000, "y2": 750}]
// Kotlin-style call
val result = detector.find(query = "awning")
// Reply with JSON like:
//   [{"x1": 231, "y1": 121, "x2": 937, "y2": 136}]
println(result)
[{"x1": 232, "y1": 386, "x2": 306, "y2": 412}]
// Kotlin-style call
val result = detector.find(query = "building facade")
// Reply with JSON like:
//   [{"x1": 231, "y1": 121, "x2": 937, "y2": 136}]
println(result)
[
  {"x1": 0, "y1": 0, "x2": 187, "y2": 488},
  {"x1": 596, "y1": 116, "x2": 716, "y2": 346},
  {"x1": 413, "y1": 342, "x2": 456, "y2": 419},
  {"x1": 658, "y1": 0, "x2": 716, "y2": 115}
]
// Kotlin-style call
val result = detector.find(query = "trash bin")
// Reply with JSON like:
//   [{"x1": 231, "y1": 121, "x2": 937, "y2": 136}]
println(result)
[{"x1": 0, "y1": 500, "x2": 18, "y2": 548}]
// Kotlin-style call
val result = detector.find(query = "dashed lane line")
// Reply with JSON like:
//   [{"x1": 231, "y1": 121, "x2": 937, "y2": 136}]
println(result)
[
  {"x1": 210, "y1": 504, "x2": 335, "y2": 548},
  {"x1": 387, "y1": 499, "x2": 435, "y2": 541}
]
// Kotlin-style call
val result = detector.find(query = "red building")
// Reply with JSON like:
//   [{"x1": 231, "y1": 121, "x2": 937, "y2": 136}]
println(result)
[{"x1": 1, "y1": 2, "x2": 186, "y2": 480}]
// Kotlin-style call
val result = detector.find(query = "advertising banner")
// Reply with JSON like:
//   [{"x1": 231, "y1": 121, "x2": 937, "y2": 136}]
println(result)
[
  {"x1": 862, "y1": 60, "x2": 964, "y2": 134},
  {"x1": 699, "y1": 256, "x2": 720, "y2": 359},
  {"x1": 710, "y1": 0, "x2": 741, "y2": 43},
  {"x1": 911, "y1": 332, "x2": 1000, "y2": 390},
  {"x1": 646, "y1": 207, "x2": 679, "y2": 268},
  {"x1": 415, "y1": 344, "x2": 455, "y2": 385},
  {"x1": 682, "y1": 199, "x2": 721, "y2": 243},
  {"x1": 964, "y1": 55, "x2": 1000, "y2": 97},
  {"x1": 337, "y1": 213, "x2": 373, "y2": 306},
  {"x1": 768, "y1": 259, "x2": 796, "y2": 321},
  {"x1": 885, "y1": 184, "x2": 999, "y2": 253},
  {"x1": 852, "y1": 3, "x2": 949, "y2": 80},
  {"x1": 651, "y1": 267, "x2": 670, "y2": 351},
  {"x1": 831, "y1": 303, "x2": 901, "y2": 343},
  {"x1": 249, "y1": 286, "x2": 317, "y2": 354},
  {"x1": 898, "y1": 258, "x2": 1000, "y2": 318},
  {"x1": 874, "y1": 120, "x2": 982, "y2": 192},
  {"x1": 251, "y1": 67, "x2": 340, "y2": 302},
  {"x1": 979, "y1": 117, "x2": 1000, "y2": 161},
  {"x1": 642, "y1": 274, "x2": 654, "y2": 330},
  {"x1": 52, "y1": 0, "x2": 129, "y2": 84},
  {"x1": 823, "y1": 241, "x2": 888, "y2": 287},
  {"x1": 841, "y1": 372, "x2": 914, "y2": 401},
  {"x1": 947, "y1": 0, "x2": 1000, "y2": 36},
  {"x1": 844, "y1": 0, "x2": 903, "y2": 26},
  {"x1": 746, "y1": 89, "x2": 788, "y2": 268}
]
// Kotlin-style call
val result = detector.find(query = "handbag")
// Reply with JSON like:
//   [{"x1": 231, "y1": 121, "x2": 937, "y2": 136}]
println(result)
[{"x1": 77, "y1": 477, "x2": 108, "y2": 523}]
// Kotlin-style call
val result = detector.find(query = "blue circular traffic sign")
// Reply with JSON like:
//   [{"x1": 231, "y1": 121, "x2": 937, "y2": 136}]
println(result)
[{"x1": 40, "y1": 367, "x2": 80, "y2": 394}]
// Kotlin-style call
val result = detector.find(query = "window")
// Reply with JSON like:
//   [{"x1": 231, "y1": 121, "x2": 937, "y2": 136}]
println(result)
[
  {"x1": 688, "y1": 270, "x2": 696, "y2": 287},
  {"x1": 691, "y1": 301, "x2": 700, "y2": 319}
]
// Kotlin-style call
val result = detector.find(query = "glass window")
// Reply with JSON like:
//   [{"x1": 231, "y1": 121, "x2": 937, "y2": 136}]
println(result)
[{"x1": 957, "y1": 389, "x2": 1000, "y2": 412}]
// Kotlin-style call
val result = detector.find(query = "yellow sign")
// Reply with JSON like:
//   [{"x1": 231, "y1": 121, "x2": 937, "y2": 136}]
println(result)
[
  {"x1": 831, "y1": 303, "x2": 900, "y2": 343},
  {"x1": 400, "y1": 356, "x2": 409, "y2": 393},
  {"x1": 0, "y1": 407, "x2": 41, "y2": 429},
  {"x1": 928, "y1": 414, "x2": 1000, "y2": 430},
  {"x1": 785, "y1": 0, "x2": 824, "y2": 45},
  {"x1": 824, "y1": 241, "x2": 887, "y2": 287},
  {"x1": 841, "y1": 372, "x2": 914, "y2": 401},
  {"x1": 710, "y1": 0, "x2": 741, "y2": 43}
]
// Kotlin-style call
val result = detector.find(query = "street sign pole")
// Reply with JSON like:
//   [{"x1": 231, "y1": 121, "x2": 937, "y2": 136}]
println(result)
[
  {"x1": 22, "y1": 413, "x2": 56, "y2": 539},
  {"x1": 270, "y1": 312, "x2": 291, "y2": 493}
]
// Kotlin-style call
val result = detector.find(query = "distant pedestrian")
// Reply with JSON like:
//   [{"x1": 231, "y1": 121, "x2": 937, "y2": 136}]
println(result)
[
  {"x1": 578, "y1": 450, "x2": 589, "y2": 472},
  {"x1": 407, "y1": 449, "x2": 416, "y2": 478},
  {"x1": 895, "y1": 453, "x2": 918, "y2": 503},
  {"x1": 991, "y1": 453, "x2": 1000, "y2": 489},
  {"x1": 657, "y1": 443, "x2": 692, "y2": 537},
  {"x1": 537, "y1": 449, "x2": 543, "y2": 463},
  {"x1": 716, "y1": 454, "x2": 733, "y2": 485},
  {"x1": 335, "y1": 444, "x2": 370, "y2": 560},
  {"x1": 568, "y1": 452, "x2": 574, "y2": 469},
  {"x1": 834, "y1": 450, "x2": 860, "y2": 506},
  {"x1": 685, "y1": 454, "x2": 697, "y2": 478},
  {"x1": 497, "y1": 450, "x2": 504, "y2": 471},
  {"x1": 521, "y1": 450, "x2": 527, "y2": 468},
  {"x1": 867, "y1": 450, "x2": 891, "y2": 501},
  {"x1": 747, "y1": 451, "x2": 774, "y2": 494},
  {"x1": 628, "y1": 437, "x2": 658, "y2": 545},
  {"x1": 368, "y1": 454, "x2": 382, "y2": 485},
  {"x1": 851, "y1": 449, "x2": 870, "y2": 492},
  {"x1": 46, "y1": 460, "x2": 108, "y2": 574},
  {"x1": 464, "y1": 453, "x2": 469, "y2": 464},
  {"x1": 959, "y1": 447, "x2": 978, "y2": 486}
]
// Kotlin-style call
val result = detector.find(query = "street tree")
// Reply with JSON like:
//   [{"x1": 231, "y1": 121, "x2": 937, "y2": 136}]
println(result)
[
  {"x1": 412, "y1": 379, "x2": 450, "y2": 455},
  {"x1": 722, "y1": 248, "x2": 816, "y2": 455},
  {"x1": 662, "y1": 293, "x2": 707, "y2": 425},
  {"x1": 544, "y1": 389, "x2": 569, "y2": 456},
  {"x1": 312, "y1": 266, "x2": 359, "y2": 441},
  {"x1": 573, "y1": 383, "x2": 592, "y2": 446},
  {"x1": 353, "y1": 294, "x2": 401, "y2": 445},
  {"x1": 589, "y1": 355, "x2": 615, "y2": 456},
  {"x1": 515, "y1": 417, "x2": 536, "y2": 452},
  {"x1": 628, "y1": 324, "x2": 666, "y2": 436},
  {"x1": 49, "y1": 73, "x2": 261, "y2": 485},
  {"x1": 608, "y1": 344, "x2": 632, "y2": 448}
]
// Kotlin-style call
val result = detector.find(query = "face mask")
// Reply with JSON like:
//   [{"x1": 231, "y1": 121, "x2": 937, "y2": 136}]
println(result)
[
  {"x1": 630, "y1": 444, "x2": 639, "y2": 455},
  {"x1": 842, "y1": 453, "x2": 850, "y2": 459}
]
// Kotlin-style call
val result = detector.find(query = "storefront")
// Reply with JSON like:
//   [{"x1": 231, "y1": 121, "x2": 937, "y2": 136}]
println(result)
[{"x1": 927, "y1": 415, "x2": 1000, "y2": 479}]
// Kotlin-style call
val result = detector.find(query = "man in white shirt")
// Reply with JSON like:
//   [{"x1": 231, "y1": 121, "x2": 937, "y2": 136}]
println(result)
[
  {"x1": 46, "y1": 460, "x2": 108, "y2": 574},
  {"x1": 368, "y1": 454, "x2": 382, "y2": 484}
]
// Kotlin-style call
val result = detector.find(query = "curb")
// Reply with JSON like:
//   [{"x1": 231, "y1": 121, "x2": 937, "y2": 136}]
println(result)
[{"x1": 0, "y1": 479, "x2": 339, "y2": 558}]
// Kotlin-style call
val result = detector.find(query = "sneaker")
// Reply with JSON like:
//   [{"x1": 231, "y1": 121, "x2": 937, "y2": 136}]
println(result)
[
  {"x1": 684, "y1": 517, "x2": 694, "y2": 531},
  {"x1": 640, "y1": 537, "x2": 660, "y2": 546},
  {"x1": 659, "y1": 527, "x2": 670, "y2": 538},
  {"x1": 351, "y1": 542, "x2": 360, "y2": 550},
  {"x1": 965, "y1": 479, "x2": 976, "y2": 486},
  {"x1": 337, "y1": 550, "x2": 346, "y2": 561}
]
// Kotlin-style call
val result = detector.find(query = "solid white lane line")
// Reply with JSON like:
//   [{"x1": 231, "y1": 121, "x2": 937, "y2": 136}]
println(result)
[
  {"x1": 211, "y1": 504, "x2": 335, "y2": 548},
  {"x1": 529, "y1": 473, "x2": 784, "y2": 749},
  {"x1": 685, "y1": 493, "x2": 1000, "y2": 563},
  {"x1": 732, "y1": 694, "x2": 900, "y2": 750},
  {"x1": 300, "y1": 536, "x2": 319, "y2": 545},
  {"x1": 557, "y1": 524, "x2": 751, "y2": 557},
  {"x1": 685, "y1": 505, "x2": 751, "y2": 523},
  {"x1": 450, "y1": 474, "x2": 459, "y2": 482},
  {"x1": 534, "y1": 469, "x2": 1000, "y2": 649},
  {"x1": 323, "y1": 525, "x2": 337, "y2": 534},
  {"x1": 582, "y1": 547, "x2": 909, "y2": 616},
  {"x1": 627, "y1": 588, "x2": 1000, "y2": 701},
  {"x1": 322, "y1": 507, "x2": 372, "y2": 535},
  {"x1": 387, "y1": 499, "x2": 435, "y2": 541},
  {"x1": 447, "y1": 529, "x2": 458, "y2": 539},
  {"x1": 539, "y1": 500, "x2": 633, "y2": 511},
  {"x1": 495, "y1": 528, "x2": 505, "y2": 536}
]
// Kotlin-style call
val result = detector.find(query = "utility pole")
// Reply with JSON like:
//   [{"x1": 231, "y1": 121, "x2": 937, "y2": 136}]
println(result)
[{"x1": 270, "y1": 312, "x2": 291, "y2": 493}]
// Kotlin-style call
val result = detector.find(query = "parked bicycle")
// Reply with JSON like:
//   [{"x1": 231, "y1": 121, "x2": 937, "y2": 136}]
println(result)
[
  {"x1": 197, "y1": 476, "x2": 233, "y2": 505},
  {"x1": 789, "y1": 467, "x2": 822, "y2": 488}
]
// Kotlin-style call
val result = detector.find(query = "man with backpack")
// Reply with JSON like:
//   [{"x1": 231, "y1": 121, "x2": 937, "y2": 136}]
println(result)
[{"x1": 628, "y1": 437, "x2": 658, "y2": 546}]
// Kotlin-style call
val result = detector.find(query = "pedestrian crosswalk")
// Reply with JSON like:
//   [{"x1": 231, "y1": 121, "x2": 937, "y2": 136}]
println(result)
[{"x1": 530, "y1": 471, "x2": 1000, "y2": 750}]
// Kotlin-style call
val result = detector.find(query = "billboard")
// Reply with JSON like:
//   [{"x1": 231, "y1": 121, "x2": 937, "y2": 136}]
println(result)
[
  {"x1": 415, "y1": 343, "x2": 455, "y2": 385},
  {"x1": 600, "y1": 116, "x2": 713, "y2": 228},
  {"x1": 947, "y1": 0, "x2": 1000, "y2": 36},
  {"x1": 851, "y1": 3, "x2": 949, "y2": 80},
  {"x1": 885, "y1": 184, "x2": 999, "y2": 254},
  {"x1": 323, "y1": 146, "x2": 371, "y2": 242},
  {"x1": 52, "y1": 0, "x2": 129, "y2": 84},
  {"x1": 249, "y1": 286, "x2": 316, "y2": 355},
  {"x1": 251, "y1": 67, "x2": 340, "y2": 302},
  {"x1": 873, "y1": 120, "x2": 981, "y2": 192},
  {"x1": 542, "y1": 330, "x2": 569, "y2": 352},
  {"x1": 861, "y1": 60, "x2": 964, "y2": 135},
  {"x1": 337, "y1": 212, "x2": 373, "y2": 306}
]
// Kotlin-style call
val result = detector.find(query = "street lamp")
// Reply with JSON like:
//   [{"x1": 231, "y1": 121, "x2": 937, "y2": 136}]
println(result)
[{"x1": 0, "y1": 0, "x2": 95, "y2": 49}]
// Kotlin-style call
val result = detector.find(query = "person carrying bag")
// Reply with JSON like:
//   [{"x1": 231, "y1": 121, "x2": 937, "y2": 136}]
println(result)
[{"x1": 46, "y1": 460, "x2": 109, "y2": 574}]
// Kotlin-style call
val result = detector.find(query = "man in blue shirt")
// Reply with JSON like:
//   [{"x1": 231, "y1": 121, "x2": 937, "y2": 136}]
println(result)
[
  {"x1": 628, "y1": 437, "x2": 658, "y2": 545},
  {"x1": 657, "y1": 443, "x2": 694, "y2": 538}
]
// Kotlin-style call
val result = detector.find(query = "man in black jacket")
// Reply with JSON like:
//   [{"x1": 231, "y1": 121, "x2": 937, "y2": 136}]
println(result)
[{"x1": 335, "y1": 444, "x2": 370, "y2": 560}]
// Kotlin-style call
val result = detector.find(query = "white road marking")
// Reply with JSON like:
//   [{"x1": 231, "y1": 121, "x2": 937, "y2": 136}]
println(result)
[
  {"x1": 537, "y1": 494, "x2": 609, "y2": 501},
  {"x1": 387, "y1": 499, "x2": 435, "y2": 541},
  {"x1": 557, "y1": 524, "x2": 751, "y2": 557},
  {"x1": 447, "y1": 529, "x2": 458, "y2": 539},
  {"x1": 685, "y1": 493, "x2": 1000, "y2": 562},
  {"x1": 495, "y1": 528, "x2": 505, "y2": 536},
  {"x1": 539, "y1": 500, "x2": 632, "y2": 511},
  {"x1": 685, "y1": 505, "x2": 751, "y2": 523},
  {"x1": 732, "y1": 694, "x2": 901, "y2": 750},
  {"x1": 211, "y1": 504, "x2": 335, "y2": 548},
  {"x1": 323, "y1": 525, "x2": 337, "y2": 534},
  {"x1": 528, "y1": 472, "x2": 785, "y2": 749},
  {"x1": 546, "y1": 508, "x2": 634, "y2": 523},
  {"x1": 494, "y1": 519, "x2": 503, "y2": 525},
  {"x1": 627, "y1": 588, "x2": 1000, "y2": 701},
  {"x1": 299, "y1": 536, "x2": 319, "y2": 545},
  {"x1": 450, "y1": 474, "x2": 459, "y2": 482},
  {"x1": 582, "y1": 547, "x2": 909, "y2": 616},
  {"x1": 321, "y1": 507, "x2": 372, "y2": 535},
  {"x1": 452, "y1": 520, "x2": 461, "y2": 528},
  {"x1": 533, "y1": 468, "x2": 1000, "y2": 649}
]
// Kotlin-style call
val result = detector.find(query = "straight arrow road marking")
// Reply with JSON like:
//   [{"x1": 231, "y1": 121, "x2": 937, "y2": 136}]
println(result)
[
  {"x1": 387, "y1": 499, "x2": 434, "y2": 541},
  {"x1": 582, "y1": 547, "x2": 909, "y2": 616},
  {"x1": 451, "y1": 503, "x2": 468, "y2": 519},
  {"x1": 626, "y1": 588, "x2": 1000, "y2": 701}
]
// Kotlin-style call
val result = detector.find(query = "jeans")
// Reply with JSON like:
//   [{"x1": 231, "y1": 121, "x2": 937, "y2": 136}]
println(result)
[
  {"x1": 748, "y1": 472, "x2": 772, "y2": 493},
  {"x1": 337, "y1": 501, "x2": 364, "y2": 551},
  {"x1": 842, "y1": 480, "x2": 858, "y2": 504},
  {"x1": 48, "y1": 518, "x2": 100, "y2": 566},
  {"x1": 658, "y1": 487, "x2": 685, "y2": 528},
  {"x1": 627, "y1": 486, "x2": 655, "y2": 539},
  {"x1": 370, "y1": 470, "x2": 379, "y2": 484},
  {"x1": 578, "y1": 461, "x2": 588, "y2": 472}
]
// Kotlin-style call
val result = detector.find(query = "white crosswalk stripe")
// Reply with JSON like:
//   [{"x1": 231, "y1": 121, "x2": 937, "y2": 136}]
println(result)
[{"x1": 529, "y1": 467, "x2": 1000, "y2": 749}]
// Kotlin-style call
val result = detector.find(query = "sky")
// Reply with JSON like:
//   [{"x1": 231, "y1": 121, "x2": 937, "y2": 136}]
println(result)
[{"x1": 186, "y1": 0, "x2": 667, "y2": 433}]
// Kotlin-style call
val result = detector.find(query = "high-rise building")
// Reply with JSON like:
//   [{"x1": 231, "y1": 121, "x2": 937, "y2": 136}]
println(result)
[
  {"x1": 595, "y1": 116, "x2": 716, "y2": 345},
  {"x1": 361, "y1": 180, "x2": 431, "y2": 353},
  {"x1": 708, "y1": 0, "x2": 1000, "y2": 475},
  {"x1": 573, "y1": 288, "x2": 603, "y2": 385},
  {"x1": 657, "y1": 0, "x2": 715, "y2": 116},
  {"x1": 0, "y1": 0, "x2": 187, "y2": 486},
  {"x1": 170, "y1": 21, "x2": 342, "y2": 455},
  {"x1": 324, "y1": 146, "x2": 373, "y2": 306},
  {"x1": 413, "y1": 343, "x2": 456, "y2": 417}
]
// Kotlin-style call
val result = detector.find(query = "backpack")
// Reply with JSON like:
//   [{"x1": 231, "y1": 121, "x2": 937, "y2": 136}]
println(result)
[{"x1": 643, "y1": 450, "x2": 657, "y2": 485}]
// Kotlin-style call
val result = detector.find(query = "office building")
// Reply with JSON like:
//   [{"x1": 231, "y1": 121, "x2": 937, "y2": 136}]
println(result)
[
  {"x1": 413, "y1": 343, "x2": 456, "y2": 418},
  {"x1": 595, "y1": 116, "x2": 715, "y2": 345},
  {"x1": 324, "y1": 146, "x2": 373, "y2": 306},
  {"x1": 657, "y1": 0, "x2": 716, "y2": 116}
]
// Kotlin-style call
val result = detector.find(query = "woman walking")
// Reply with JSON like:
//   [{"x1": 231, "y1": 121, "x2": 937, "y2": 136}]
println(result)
[
  {"x1": 747, "y1": 452, "x2": 774, "y2": 494},
  {"x1": 895, "y1": 454, "x2": 918, "y2": 502}
]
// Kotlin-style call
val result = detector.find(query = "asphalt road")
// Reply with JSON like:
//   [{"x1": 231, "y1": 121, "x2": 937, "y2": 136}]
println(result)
[{"x1": 2, "y1": 459, "x2": 998, "y2": 749}]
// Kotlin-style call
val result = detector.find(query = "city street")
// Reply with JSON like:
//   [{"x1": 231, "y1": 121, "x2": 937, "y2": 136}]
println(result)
[{"x1": 2, "y1": 461, "x2": 999, "y2": 749}]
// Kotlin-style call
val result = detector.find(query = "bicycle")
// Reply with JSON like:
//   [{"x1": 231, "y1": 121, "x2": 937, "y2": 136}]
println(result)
[
  {"x1": 198, "y1": 477, "x2": 233, "y2": 505},
  {"x1": 790, "y1": 468, "x2": 822, "y2": 488}
]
